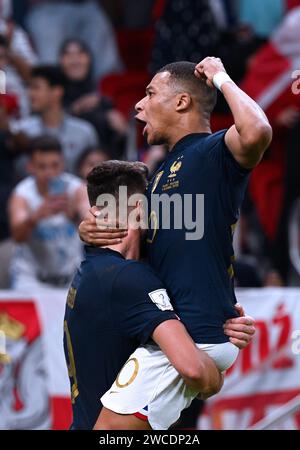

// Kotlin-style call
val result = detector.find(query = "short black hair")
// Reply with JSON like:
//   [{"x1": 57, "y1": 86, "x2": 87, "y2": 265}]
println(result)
[
  {"x1": 157, "y1": 61, "x2": 217, "y2": 117},
  {"x1": 29, "y1": 135, "x2": 62, "y2": 157},
  {"x1": 31, "y1": 65, "x2": 67, "y2": 88},
  {"x1": 87, "y1": 161, "x2": 148, "y2": 206}
]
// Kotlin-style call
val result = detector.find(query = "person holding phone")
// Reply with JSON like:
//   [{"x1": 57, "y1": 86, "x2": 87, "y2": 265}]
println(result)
[{"x1": 8, "y1": 135, "x2": 89, "y2": 291}]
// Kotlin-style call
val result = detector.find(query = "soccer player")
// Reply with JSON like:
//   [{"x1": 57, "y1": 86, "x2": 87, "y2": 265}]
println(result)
[
  {"x1": 64, "y1": 161, "x2": 224, "y2": 430},
  {"x1": 80, "y1": 57, "x2": 270, "y2": 429}
]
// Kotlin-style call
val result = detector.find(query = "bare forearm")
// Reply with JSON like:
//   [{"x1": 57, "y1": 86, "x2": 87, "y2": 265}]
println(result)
[
  {"x1": 11, "y1": 216, "x2": 37, "y2": 242},
  {"x1": 222, "y1": 82, "x2": 271, "y2": 146},
  {"x1": 153, "y1": 321, "x2": 222, "y2": 395},
  {"x1": 181, "y1": 349, "x2": 222, "y2": 395}
]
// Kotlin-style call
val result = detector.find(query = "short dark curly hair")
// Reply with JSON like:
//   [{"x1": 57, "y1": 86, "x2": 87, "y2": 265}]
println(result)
[
  {"x1": 87, "y1": 160, "x2": 148, "y2": 206},
  {"x1": 157, "y1": 61, "x2": 217, "y2": 117},
  {"x1": 31, "y1": 65, "x2": 67, "y2": 88}
]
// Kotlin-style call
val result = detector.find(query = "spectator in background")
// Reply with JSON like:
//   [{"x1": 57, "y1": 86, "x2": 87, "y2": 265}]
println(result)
[
  {"x1": 25, "y1": 0, "x2": 122, "y2": 80},
  {"x1": 237, "y1": 0, "x2": 285, "y2": 39},
  {"x1": 0, "y1": 0, "x2": 37, "y2": 117},
  {"x1": 0, "y1": 0, "x2": 37, "y2": 68},
  {"x1": 208, "y1": 0, "x2": 267, "y2": 88},
  {"x1": 0, "y1": 88, "x2": 30, "y2": 288},
  {"x1": 0, "y1": 34, "x2": 30, "y2": 117},
  {"x1": 0, "y1": 1, "x2": 16, "y2": 288},
  {"x1": 60, "y1": 39, "x2": 128, "y2": 159},
  {"x1": 0, "y1": 110, "x2": 17, "y2": 288},
  {"x1": 8, "y1": 136, "x2": 89, "y2": 291},
  {"x1": 10, "y1": 65, "x2": 99, "y2": 174},
  {"x1": 76, "y1": 147, "x2": 109, "y2": 181},
  {"x1": 208, "y1": 0, "x2": 237, "y2": 30},
  {"x1": 150, "y1": 0, "x2": 218, "y2": 74},
  {"x1": 101, "y1": 0, "x2": 155, "y2": 28},
  {"x1": 239, "y1": 6, "x2": 300, "y2": 281}
]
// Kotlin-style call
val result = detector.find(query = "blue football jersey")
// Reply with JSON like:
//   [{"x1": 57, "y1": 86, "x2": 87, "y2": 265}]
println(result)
[
  {"x1": 64, "y1": 246, "x2": 177, "y2": 429},
  {"x1": 146, "y1": 130, "x2": 250, "y2": 344}
]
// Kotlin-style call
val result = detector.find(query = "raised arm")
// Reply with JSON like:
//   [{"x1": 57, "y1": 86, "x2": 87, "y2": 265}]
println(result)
[{"x1": 195, "y1": 57, "x2": 273, "y2": 169}]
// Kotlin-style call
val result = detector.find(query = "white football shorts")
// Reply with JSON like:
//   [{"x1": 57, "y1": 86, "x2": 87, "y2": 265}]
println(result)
[{"x1": 101, "y1": 341, "x2": 239, "y2": 430}]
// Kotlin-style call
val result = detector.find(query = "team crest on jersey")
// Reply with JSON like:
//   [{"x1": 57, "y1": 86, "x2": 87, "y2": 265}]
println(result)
[
  {"x1": 148, "y1": 289, "x2": 173, "y2": 311},
  {"x1": 168, "y1": 156, "x2": 183, "y2": 178}
]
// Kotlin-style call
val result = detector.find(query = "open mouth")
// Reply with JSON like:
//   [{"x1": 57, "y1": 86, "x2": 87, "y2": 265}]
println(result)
[{"x1": 135, "y1": 115, "x2": 148, "y2": 136}]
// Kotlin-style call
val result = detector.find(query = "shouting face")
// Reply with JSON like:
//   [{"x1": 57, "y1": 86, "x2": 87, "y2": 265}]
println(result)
[{"x1": 135, "y1": 72, "x2": 180, "y2": 146}]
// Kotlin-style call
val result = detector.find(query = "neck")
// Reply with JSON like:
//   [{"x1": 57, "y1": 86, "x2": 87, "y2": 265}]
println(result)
[
  {"x1": 41, "y1": 104, "x2": 64, "y2": 128},
  {"x1": 166, "y1": 117, "x2": 211, "y2": 150},
  {"x1": 106, "y1": 232, "x2": 140, "y2": 261}
]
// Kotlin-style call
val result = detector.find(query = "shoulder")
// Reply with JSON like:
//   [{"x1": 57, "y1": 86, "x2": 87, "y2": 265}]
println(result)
[
  {"x1": 11, "y1": 116, "x2": 40, "y2": 134},
  {"x1": 204, "y1": 129, "x2": 251, "y2": 180},
  {"x1": 13, "y1": 176, "x2": 35, "y2": 198},
  {"x1": 182, "y1": 131, "x2": 228, "y2": 161},
  {"x1": 201, "y1": 129, "x2": 231, "y2": 163},
  {"x1": 11, "y1": 26, "x2": 37, "y2": 64},
  {"x1": 113, "y1": 260, "x2": 163, "y2": 293},
  {"x1": 111, "y1": 260, "x2": 173, "y2": 313},
  {"x1": 64, "y1": 115, "x2": 97, "y2": 135},
  {"x1": 61, "y1": 172, "x2": 83, "y2": 194},
  {"x1": 203, "y1": 130, "x2": 227, "y2": 148}
]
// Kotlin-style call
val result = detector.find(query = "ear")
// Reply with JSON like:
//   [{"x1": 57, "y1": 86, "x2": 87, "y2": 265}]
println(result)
[
  {"x1": 136, "y1": 199, "x2": 148, "y2": 229},
  {"x1": 175, "y1": 93, "x2": 192, "y2": 112},
  {"x1": 128, "y1": 199, "x2": 146, "y2": 228},
  {"x1": 131, "y1": 200, "x2": 141, "y2": 223}
]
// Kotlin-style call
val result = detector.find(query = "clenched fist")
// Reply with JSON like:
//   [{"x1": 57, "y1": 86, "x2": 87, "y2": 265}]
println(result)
[{"x1": 194, "y1": 56, "x2": 227, "y2": 88}]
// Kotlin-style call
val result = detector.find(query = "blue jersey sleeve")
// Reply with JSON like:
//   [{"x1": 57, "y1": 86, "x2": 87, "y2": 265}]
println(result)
[
  {"x1": 111, "y1": 262, "x2": 178, "y2": 344},
  {"x1": 206, "y1": 130, "x2": 251, "y2": 218},
  {"x1": 206, "y1": 130, "x2": 251, "y2": 182}
]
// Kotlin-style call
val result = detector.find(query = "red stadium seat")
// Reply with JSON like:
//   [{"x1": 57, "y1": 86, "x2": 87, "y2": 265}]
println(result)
[
  {"x1": 116, "y1": 28, "x2": 155, "y2": 71},
  {"x1": 100, "y1": 71, "x2": 150, "y2": 118}
]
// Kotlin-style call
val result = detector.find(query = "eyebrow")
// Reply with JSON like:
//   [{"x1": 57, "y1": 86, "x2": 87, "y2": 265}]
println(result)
[{"x1": 146, "y1": 86, "x2": 154, "y2": 94}]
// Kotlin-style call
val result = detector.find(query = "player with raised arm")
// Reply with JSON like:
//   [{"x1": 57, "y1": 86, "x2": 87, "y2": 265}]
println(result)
[{"x1": 80, "y1": 57, "x2": 271, "y2": 430}]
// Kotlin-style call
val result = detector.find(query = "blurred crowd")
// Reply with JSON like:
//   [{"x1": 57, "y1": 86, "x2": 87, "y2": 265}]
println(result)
[{"x1": 0, "y1": 0, "x2": 300, "y2": 291}]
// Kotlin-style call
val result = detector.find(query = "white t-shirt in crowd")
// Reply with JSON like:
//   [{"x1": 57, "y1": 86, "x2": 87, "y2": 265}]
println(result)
[
  {"x1": 11, "y1": 113, "x2": 99, "y2": 173},
  {"x1": 10, "y1": 173, "x2": 84, "y2": 285}
]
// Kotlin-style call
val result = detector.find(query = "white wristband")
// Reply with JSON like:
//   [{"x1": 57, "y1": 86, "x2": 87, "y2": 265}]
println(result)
[{"x1": 213, "y1": 72, "x2": 233, "y2": 91}]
